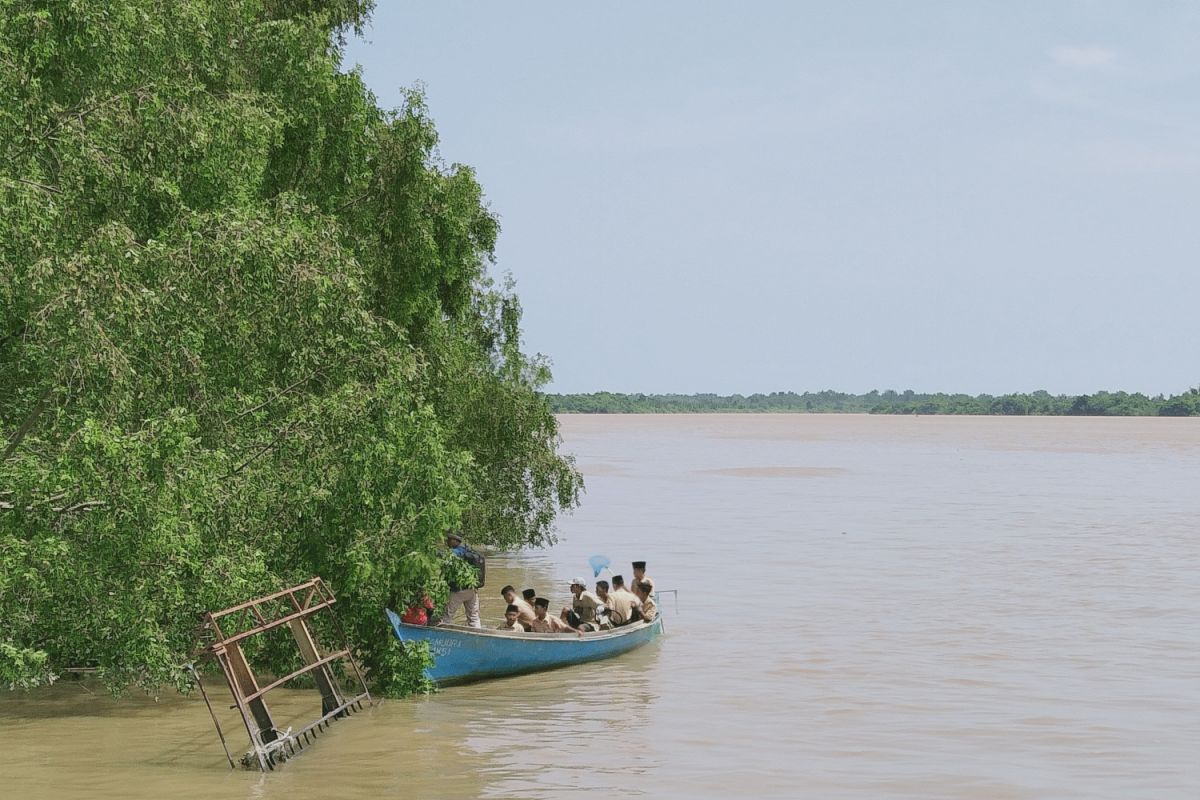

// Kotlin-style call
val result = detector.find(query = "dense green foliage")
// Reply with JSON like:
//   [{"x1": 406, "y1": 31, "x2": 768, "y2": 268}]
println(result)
[
  {"x1": 0, "y1": 0, "x2": 580, "y2": 693},
  {"x1": 551, "y1": 388, "x2": 1200, "y2": 416}
]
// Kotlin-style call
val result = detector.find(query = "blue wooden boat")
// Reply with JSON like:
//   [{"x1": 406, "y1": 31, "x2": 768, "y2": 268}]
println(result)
[{"x1": 385, "y1": 609, "x2": 664, "y2": 685}]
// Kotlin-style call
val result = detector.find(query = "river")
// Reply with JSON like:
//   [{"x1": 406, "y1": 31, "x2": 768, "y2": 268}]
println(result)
[{"x1": 3, "y1": 414, "x2": 1198, "y2": 798}]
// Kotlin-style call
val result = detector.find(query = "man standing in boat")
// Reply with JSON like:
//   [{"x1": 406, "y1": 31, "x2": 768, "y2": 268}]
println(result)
[{"x1": 439, "y1": 531, "x2": 484, "y2": 628}]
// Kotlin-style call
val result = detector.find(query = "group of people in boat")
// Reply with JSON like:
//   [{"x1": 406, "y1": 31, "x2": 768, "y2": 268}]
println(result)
[
  {"x1": 494, "y1": 564, "x2": 657, "y2": 634},
  {"x1": 400, "y1": 531, "x2": 658, "y2": 633}
]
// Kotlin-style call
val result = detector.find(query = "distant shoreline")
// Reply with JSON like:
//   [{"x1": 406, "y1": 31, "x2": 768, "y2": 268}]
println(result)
[{"x1": 547, "y1": 390, "x2": 1200, "y2": 417}]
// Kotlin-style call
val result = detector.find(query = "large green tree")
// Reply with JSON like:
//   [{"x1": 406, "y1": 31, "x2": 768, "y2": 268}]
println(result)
[{"x1": 0, "y1": 0, "x2": 580, "y2": 693}]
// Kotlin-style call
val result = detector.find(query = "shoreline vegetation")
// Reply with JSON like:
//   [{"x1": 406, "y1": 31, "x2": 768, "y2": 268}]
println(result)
[
  {"x1": 548, "y1": 389, "x2": 1200, "y2": 416},
  {"x1": 1, "y1": 2, "x2": 580, "y2": 696}
]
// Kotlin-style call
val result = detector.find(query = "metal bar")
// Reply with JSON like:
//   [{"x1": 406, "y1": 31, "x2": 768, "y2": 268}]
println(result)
[
  {"x1": 216, "y1": 651, "x2": 268, "y2": 772},
  {"x1": 324, "y1": 601, "x2": 374, "y2": 706},
  {"x1": 239, "y1": 649, "x2": 350, "y2": 704},
  {"x1": 205, "y1": 599, "x2": 337, "y2": 651},
  {"x1": 204, "y1": 612, "x2": 228, "y2": 644},
  {"x1": 315, "y1": 578, "x2": 336, "y2": 608},
  {"x1": 223, "y1": 642, "x2": 279, "y2": 748},
  {"x1": 288, "y1": 617, "x2": 345, "y2": 716},
  {"x1": 255, "y1": 690, "x2": 362, "y2": 762},
  {"x1": 283, "y1": 691, "x2": 371, "y2": 744},
  {"x1": 208, "y1": 579, "x2": 322, "y2": 620},
  {"x1": 188, "y1": 663, "x2": 235, "y2": 770},
  {"x1": 654, "y1": 589, "x2": 679, "y2": 613}
]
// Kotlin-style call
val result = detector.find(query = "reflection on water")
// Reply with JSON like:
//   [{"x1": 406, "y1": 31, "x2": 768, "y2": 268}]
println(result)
[
  {"x1": 3, "y1": 415, "x2": 1199, "y2": 799},
  {"x1": 436, "y1": 643, "x2": 662, "y2": 799}
]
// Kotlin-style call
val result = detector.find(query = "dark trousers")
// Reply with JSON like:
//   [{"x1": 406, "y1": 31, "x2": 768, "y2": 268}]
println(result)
[{"x1": 566, "y1": 610, "x2": 596, "y2": 631}]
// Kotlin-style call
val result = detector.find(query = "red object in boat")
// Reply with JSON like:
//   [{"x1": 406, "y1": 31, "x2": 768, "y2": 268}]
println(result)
[{"x1": 401, "y1": 595, "x2": 434, "y2": 625}]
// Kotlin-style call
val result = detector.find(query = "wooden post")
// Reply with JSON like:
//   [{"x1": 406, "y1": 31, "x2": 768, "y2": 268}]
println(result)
[
  {"x1": 224, "y1": 643, "x2": 278, "y2": 744},
  {"x1": 288, "y1": 618, "x2": 345, "y2": 716}
]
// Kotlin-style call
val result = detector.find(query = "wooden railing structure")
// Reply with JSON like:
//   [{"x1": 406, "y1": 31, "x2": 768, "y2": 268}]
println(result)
[{"x1": 195, "y1": 578, "x2": 372, "y2": 770}]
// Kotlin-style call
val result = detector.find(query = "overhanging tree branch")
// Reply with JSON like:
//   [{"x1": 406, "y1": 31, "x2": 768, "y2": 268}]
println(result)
[
  {"x1": 2, "y1": 385, "x2": 53, "y2": 462},
  {"x1": 231, "y1": 369, "x2": 324, "y2": 423},
  {"x1": 2, "y1": 177, "x2": 62, "y2": 195}
]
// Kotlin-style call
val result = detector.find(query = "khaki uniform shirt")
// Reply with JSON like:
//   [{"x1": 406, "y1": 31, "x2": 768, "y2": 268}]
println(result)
[
  {"x1": 514, "y1": 597, "x2": 538, "y2": 627},
  {"x1": 496, "y1": 619, "x2": 524, "y2": 632},
  {"x1": 529, "y1": 614, "x2": 572, "y2": 633},
  {"x1": 638, "y1": 595, "x2": 658, "y2": 623},
  {"x1": 631, "y1": 574, "x2": 655, "y2": 596},
  {"x1": 605, "y1": 588, "x2": 642, "y2": 626},
  {"x1": 571, "y1": 590, "x2": 604, "y2": 624}
]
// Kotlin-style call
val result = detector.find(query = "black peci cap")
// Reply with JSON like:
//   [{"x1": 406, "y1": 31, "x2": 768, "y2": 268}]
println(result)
[
  {"x1": 505, "y1": 604, "x2": 519, "y2": 613},
  {"x1": 533, "y1": 597, "x2": 550, "y2": 608},
  {"x1": 632, "y1": 561, "x2": 646, "y2": 570}
]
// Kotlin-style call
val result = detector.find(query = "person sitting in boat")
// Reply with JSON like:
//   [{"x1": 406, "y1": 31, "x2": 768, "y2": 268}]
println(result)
[
  {"x1": 591, "y1": 580, "x2": 616, "y2": 629},
  {"x1": 561, "y1": 577, "x2": 604, "y2": 631},
  {"x1": 500, "y1": 585, "x2": 536, "y2": 631},
  {"x1": 631, "y1": 561, "x2": 654, "y2": 595},
  {"x1": 610, "y1": 575, "x2": 644, "y2": 624},
  {"x1": 634, "y1": 580, "x2": 657, "y2": 623},
  {"x1": 600, "y1": 577, "x2": 642, "y2": 627},
  {"x1": 529, "y1": 597, "x2": 578, "y2": 633},
  {"x1": 496, "y1": 604, "x2": 525, "y2": 632},
  {"x1": 400, "y1": 593, "x2": 434, "y2": 626}
]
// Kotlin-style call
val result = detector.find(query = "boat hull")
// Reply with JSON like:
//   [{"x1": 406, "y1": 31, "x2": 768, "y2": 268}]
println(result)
[{"x1": 386, "y1": 609, "x2": 663, "y2": 685}]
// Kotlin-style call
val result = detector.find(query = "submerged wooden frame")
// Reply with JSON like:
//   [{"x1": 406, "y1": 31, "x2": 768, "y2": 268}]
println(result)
[{"x1": 195, "y1": 577, "x2": 372, "y2": 770}]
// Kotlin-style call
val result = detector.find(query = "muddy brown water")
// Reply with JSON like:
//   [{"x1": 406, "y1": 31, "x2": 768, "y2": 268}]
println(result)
[{"x1": 3, "y1": 414, "x2": 1198, "y2": 798}]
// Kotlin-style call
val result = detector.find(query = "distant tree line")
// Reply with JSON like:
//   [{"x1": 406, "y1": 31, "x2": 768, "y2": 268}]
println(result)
[{"x1": 549, "y1": 388, "x2": 1200, "y2": 416}]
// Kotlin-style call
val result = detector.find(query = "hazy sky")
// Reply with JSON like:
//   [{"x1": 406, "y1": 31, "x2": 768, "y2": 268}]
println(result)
[{"x1": 343, "y1": 2, "x2": 1200, "y2": 396}]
